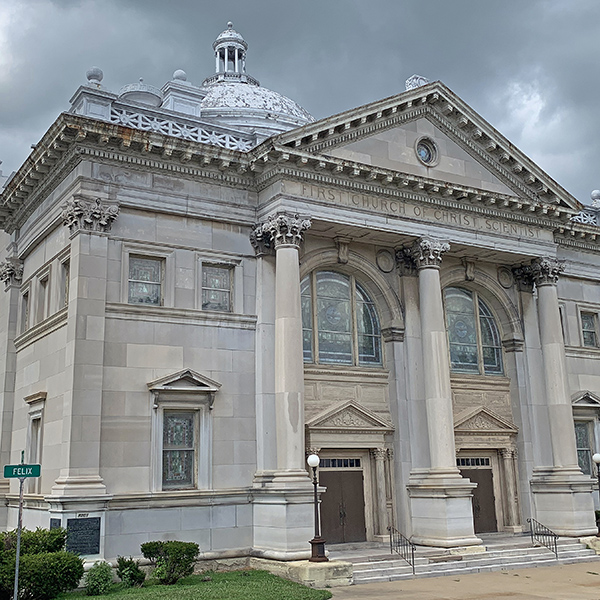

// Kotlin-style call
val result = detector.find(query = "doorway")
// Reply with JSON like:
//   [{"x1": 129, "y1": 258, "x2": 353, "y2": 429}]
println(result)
[
  {"x1": 460, "y1": 466, "x2": 497, "y2": 533},
  {"x1": 320, "y1": 470, "x2": 367, "y2": 544}
]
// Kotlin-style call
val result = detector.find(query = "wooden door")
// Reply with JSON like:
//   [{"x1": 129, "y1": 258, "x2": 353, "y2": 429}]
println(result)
[
  {"x1": 320, "y1": 471, "x2": 367, "y2": 544},
  {"x1": 461, "y1": 468, "x2": 497, "y2": 533}
]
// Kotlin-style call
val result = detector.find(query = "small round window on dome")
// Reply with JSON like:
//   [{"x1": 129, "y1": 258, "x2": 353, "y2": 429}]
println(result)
[{"x1": 415, "y1": 137, "x2": 438, "y2": 166}]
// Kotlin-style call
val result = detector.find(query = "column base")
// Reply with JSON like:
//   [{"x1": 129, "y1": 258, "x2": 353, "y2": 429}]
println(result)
[
  {"x1": 407, "y1": 468, "x2": 481, "y2": 547},
  {"x1": 252, "y1": 469, "x2": 315, "y2": 560},
  {"x1": 530, "y1": 466, "x2": 597, "y2": 536}
]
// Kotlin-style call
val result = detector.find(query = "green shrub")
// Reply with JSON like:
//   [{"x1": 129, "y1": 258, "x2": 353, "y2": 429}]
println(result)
[
  {"x1": 0, "y1": 527, "x2": 66, "y2": 557},
  {"x1": 141, "y1": 540, "x2": 199, "y2": 585},
  {"x1": 116, "y1": 556, "x2": 146, "y2": 587},
  {"x1": 85, "y1": 561, "x2": 113, "y2": 596}
]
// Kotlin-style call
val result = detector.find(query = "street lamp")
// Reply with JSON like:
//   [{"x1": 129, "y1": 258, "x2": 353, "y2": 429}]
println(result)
[
  {"x1": 307, "y1": 453, "x2": 328, "y2": 562},
  {"x1": 592, "y1": 453, "x2": 600, "y2": 535}
]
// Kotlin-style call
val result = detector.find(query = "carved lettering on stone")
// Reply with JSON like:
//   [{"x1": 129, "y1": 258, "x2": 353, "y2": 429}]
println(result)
[
  {"x1": 410, "y1": 236, "x2": 450, "y2": 269},
  {"x1": 0, "y1": 258, "x2": 23, "y2": 290},
  {"x1": 62, "y1": 197, "x2": 119, "y2": 234}
]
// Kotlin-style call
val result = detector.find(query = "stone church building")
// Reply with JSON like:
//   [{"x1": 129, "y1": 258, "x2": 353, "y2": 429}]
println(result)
[{"x1": 1, "y1": 23, "x2": 600, "y2": 560}]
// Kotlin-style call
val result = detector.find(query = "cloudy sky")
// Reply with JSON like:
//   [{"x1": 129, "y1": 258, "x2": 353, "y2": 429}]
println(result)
[{"x1": 1, "y1": 0, "x2": 599, "y2": 204}]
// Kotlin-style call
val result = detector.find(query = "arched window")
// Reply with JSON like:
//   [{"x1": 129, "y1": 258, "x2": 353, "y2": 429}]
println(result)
[
  {"x1": 301, "y1": 271, "x2": 382, "y2": 366},
  {"x1": 444, "y1": 287, "x2": 503, "y2": 375}
]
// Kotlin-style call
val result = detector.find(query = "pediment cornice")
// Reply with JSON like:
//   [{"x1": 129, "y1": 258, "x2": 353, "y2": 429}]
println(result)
[
  {"x1": 271, "y1": 81, "x2": 581, "y2": 214},
  {"x1": 454, "y1": 406, "x2": 518, "y2": 435},
  {"x1": 307, "y1": 400, "x2": 395, "y2": 433},
  {"x1": 572, "y1": 390, "x2": 600, "y2": 407}
]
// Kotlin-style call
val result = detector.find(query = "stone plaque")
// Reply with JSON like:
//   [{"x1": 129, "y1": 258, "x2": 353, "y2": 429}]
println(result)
[
  {"x1": 49, "y1": 518, "x2": 61, "y2": 530},
  {"x1": 66, "y1": 517, "x2": 101, "y2": 555}
]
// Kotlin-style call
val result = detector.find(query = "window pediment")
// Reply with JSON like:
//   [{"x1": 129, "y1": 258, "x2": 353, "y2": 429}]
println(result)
[
  {"x1": 571, "y1": 390, "x2": 600, "y2": 408},
  {"x1": 147, "y1": 369, "x2": 221, "y2": 409},
  {"x1": 307, "y1": 400, "x2": 394, "y2": 433},
  {"x1": 454, "y1": 406, "x2": 518, "y2": 435}
]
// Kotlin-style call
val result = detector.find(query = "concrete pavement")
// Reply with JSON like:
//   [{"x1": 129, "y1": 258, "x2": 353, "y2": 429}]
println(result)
[{"x1": 330, "y1": 560, "x2": 600, "y2": 600}]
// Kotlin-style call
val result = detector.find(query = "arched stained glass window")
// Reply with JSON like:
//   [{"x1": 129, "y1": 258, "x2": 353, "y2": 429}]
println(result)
[
  {"x1": 444, "y1": 287, "x2": 503, "y2": 375},
  {"x1": 301, "y1": 271, "x2": 382, "y2": 366}
]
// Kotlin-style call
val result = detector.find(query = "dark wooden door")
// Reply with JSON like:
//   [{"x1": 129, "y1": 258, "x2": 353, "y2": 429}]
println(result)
[
  {"x1": 320, "y1": 471, "x2": 367, "y2": 544},
  {"x1": 461, "y1": 468, "x2": 497, "y2": 533}
]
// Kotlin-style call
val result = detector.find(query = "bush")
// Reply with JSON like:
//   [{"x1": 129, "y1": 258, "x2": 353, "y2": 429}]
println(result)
[
  {"x1": 0, "y1": 527, "x2": 67, "y2": 557},
  {"x1": 141, "y1": 540, "x2": 199, "y2": 585},
  {"x1": 116, "y1": 556, "x2": 146, "y2": 587},
  {"x1": 85, "y1": 561, "x2": 113, "y2": 596}
]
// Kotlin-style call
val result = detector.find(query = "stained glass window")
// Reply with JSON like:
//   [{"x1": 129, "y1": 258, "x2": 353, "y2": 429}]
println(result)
[
  {"x1": 575, "y1": 421, "x2": 593, "y2": 476},
  {"x1": 128, "y1": 256, "x2": 162, "y2": 305},
  {"x1": 163, "y1": 412, "x2": 195, "y2": 489},
  {"x1": 444, "y1": 287, "x2": 503, "y2": 375},
  {"x1": 301, "y1": 271, "x2": 382, "y2": 367},
  {"x1": 581, "y1": 312, "x2": 599, "y2": 348},
  {"x1": 202, "y1": 265, "x2": 232, "y2": 312}
]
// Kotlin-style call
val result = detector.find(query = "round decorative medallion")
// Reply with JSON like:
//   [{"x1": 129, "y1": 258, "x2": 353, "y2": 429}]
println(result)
[
  {"x1": 376, "y1": 250, "x2": 395, "y2": 273},
  {"x1": 415, "y1": 137, "x2": 439, "y2": 166},
  {"x1": 497, "y1": 266, "x2": 514, "y2": 289}
]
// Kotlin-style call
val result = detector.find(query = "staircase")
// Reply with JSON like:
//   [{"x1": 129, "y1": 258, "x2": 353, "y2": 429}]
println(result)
[{"x1": 328, "y1": 534, "x2": 599, "y2": 584}]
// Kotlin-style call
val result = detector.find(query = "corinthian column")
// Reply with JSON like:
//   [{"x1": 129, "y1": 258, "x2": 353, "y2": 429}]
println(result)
[
  {"x1": 406, "y1": 237, "x2": 480, "y2": 547},
  {"x1": 519, "y1": 257, "x2": 596, "y2": 536}
]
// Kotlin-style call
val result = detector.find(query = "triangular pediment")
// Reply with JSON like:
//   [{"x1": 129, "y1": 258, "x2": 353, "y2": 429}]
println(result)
[
  {"x1": 273, "y1": 81, "x2": 581, "y2": 215},
  {"x1": 572, "y1": 390, "x2": 600, "y2": 407},
  {"x1": 454, "y1": 406, "x2": 518, "y2": 434},
  {"x1": 307, "y1": 400, "x2": 394, "y2": 432},
  {"x1": 147, "y1": 369, "x2": 221, "y2": 393}
]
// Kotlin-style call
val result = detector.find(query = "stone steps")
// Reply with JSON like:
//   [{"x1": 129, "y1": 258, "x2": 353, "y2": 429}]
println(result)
[{"x1": 344, "y1": 539, "x2": 599, "y2": 584}]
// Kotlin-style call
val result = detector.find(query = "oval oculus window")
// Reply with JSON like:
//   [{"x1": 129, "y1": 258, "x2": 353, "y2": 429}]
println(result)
[{"x1": 415, "y1": 138, "x2": 438, "y2": 166}]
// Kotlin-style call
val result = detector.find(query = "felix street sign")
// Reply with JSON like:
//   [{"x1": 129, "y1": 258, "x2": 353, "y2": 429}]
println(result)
[{"x1": 4, "y1": 464, "x2": 40, "y2": 478}]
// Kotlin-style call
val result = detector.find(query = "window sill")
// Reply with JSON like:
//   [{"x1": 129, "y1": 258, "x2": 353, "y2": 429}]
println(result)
[
  {"x1": 565, "y1": 345, "x2": 600, "y2": 359},
  {"x1": 14, "y1": 308, "x2": 68, "y2": 351}
]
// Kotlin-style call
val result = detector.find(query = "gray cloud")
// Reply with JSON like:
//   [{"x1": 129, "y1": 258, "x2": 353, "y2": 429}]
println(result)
[{"x1": 1, "y1": 0, "x2": 599, "y2": 203}]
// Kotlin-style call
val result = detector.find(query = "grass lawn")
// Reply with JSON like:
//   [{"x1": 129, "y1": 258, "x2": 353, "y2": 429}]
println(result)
[{"x1": 59, "y1": 570, "x2": 333, "y2": 600}]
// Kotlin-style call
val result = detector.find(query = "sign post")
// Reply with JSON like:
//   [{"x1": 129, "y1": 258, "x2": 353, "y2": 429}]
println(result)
[{"x1": 4, "y1": 452, "x2": 41, "y2": 600}]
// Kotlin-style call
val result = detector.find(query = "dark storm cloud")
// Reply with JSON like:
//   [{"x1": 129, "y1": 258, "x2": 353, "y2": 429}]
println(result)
[{"x1": 1, "y1": 0, "x2": 599, "y2": 203}]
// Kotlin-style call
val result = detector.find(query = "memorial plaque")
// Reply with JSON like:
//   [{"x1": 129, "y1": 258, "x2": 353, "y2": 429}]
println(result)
[
  {"x1": 49, "y1": 518, "x2": 61, "y2": 530},
  {"x1": 66, "y1": 517, "x2": 101, "y2": 555}
]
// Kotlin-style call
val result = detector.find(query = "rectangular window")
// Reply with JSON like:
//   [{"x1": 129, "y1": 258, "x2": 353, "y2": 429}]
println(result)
[
  {"x1": 581, "y1": 312, "x2": 599, "y2": 348},
  {"x1": 61, "y1": 260, "x2": 70, "y2": 308},
  {"x1": 37, "y1": 276, "x2": 48, "y2": 323},
  {"x1": 575, "y1": 421, "x2": 593, "y2": 475},
  {"x1": 128, "y1": 256, "x2": 162, "y2": 305},
  {"x1": 20, "y1": 291, "x2": 30, "y2": 333},
  {"x1": 162, "y1": 411, "x2": 195, "y2": 489},
  {"x1": 201, "y1": 265, "x2": 232, "y2": 312}
]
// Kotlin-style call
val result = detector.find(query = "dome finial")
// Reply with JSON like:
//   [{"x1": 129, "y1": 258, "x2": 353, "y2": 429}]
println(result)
[{"x1": 227, "y1": 21, "x2": 233, "y2": 29}]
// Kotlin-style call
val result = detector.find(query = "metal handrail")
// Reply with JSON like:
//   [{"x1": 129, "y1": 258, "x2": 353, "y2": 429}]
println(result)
[
  {"x1": 526, "y1": 517, "x2": 558, "y2": 559},
  {"x1": 388, "y1": 526, "x2": 416, "y2": 575}
]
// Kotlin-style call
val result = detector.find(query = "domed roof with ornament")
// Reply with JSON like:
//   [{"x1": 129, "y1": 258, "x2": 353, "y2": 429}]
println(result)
[{"x1": 200, "y1": 22, "x2": 314, "y2": 135}]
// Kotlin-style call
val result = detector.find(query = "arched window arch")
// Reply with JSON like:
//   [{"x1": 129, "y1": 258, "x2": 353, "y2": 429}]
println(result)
[
  {"x1": 444, "y1": 286, "x2": 503, "y2": 375},
  {"x1": 301, "y1": 271, "x2": 382, "y2": 366}
]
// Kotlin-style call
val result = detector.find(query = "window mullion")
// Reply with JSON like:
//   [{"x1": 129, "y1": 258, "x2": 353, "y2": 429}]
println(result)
[
  {"x1": 473, "y1": 292, "x2": 485, "y2": 375},
  {"x1": 351, "y1": 276, "x2": 359, "y2": 366},
  {"x1": 311, "y1": 273, "x2": 319, "y2": 364}
]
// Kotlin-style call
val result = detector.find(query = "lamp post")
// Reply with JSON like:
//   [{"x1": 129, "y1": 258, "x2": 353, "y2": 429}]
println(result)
[
  {"x1": 592, "y1": 453, "x2": 600, "y2": 535},
  {"x1": 307, "y1": 453, "x2": 328, "y2": 562}
]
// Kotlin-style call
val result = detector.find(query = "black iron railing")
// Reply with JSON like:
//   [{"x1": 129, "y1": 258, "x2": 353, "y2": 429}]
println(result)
[
  {"x1": 388, "y1": 526, "x2": 416, "y2": 574},
  {"x1": 526, "y1": 517, "x2": 558, "y2": 559}
]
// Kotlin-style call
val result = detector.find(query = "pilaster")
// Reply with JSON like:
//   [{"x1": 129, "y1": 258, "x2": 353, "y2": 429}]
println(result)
[{"x1": 49, "y1": 198, "x2": 118, "y2": 496}]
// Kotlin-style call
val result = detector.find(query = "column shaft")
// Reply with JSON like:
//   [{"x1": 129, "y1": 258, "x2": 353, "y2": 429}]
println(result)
[{"x1": 373, "y1": 449, "x2": 388, "y2": 535}]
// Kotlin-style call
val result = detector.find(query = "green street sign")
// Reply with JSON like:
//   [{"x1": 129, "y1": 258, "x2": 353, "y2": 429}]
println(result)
[{"x1": 4, "y1": 464, "x2": 40, "y2": 478}]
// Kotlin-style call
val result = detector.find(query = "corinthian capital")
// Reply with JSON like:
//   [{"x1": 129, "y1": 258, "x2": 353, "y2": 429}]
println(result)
[
  {"x1": 0, "y1": 258, "x2": 23, "y2": 291},
  {"x1": 514, "y1": 257, "x2": 564, "y2": 288},
  {"x1": 410, "y1": 236, "x2": 450, "y2": 269},
  {"x1": 62, "y1": 197, "x2": 119, "y2": 235},
  {"x1": 251, "y1": 213, "x2": 311, "y2": 253}
]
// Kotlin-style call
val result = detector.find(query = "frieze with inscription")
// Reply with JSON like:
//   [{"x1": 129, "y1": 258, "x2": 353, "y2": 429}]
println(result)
[{"x1": 282, "y1": 181, "x2": 552, "y2": 241}]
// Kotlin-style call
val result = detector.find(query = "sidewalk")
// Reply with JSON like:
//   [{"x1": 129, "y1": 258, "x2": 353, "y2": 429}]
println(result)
[{"x1": 330, "y1": 560, "x2": 600, "y2": 600}]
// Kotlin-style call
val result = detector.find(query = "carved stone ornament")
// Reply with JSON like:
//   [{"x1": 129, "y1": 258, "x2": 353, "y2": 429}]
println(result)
[
  {"x1": 513, "y1": 257, "x2": 565, "y2": 289},
  {"x1": 371, "y1": 448, "x2": 388, "y2": 460},
  {"x1": 0, "y1": 258, "x2": 23, "y2": 290},
  {"x1": 410, "y1": 236, "x2": 450, "y2": 269},
  {"x1": 251, "y1": 213, "x2": 311, "y2": 252},
  {"x1": 62, "y1": 197, "x2": 119, "y2": 234}
]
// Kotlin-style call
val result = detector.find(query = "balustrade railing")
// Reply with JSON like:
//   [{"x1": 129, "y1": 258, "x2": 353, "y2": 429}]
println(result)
[
  {"x1": 526, "y1": 517, "x2": 558, "y2": 559},
  {"x1": 388, "y1": 526, "x2": 416, "y2": 574}
]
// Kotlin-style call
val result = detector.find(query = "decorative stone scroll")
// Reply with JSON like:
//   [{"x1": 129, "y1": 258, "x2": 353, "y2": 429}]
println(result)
[
  {"x1": 0, "y1": 258, "x2": 23, "y2": 290},
  {"x1": 513, "y1": 256, "x2": 565, "y2": 289},
  {"x1": 62, "y1": 197, "x2": 119, "y2": 235},
  {"x1": 409, "y1": 236, "x2": 450, "y2": 269},
  {"x1": 250, "y1": 213, "x2": 311, "y2": 253}
]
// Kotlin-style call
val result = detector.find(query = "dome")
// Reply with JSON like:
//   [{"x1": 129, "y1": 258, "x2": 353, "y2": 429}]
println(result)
[
  {"x1": 214, "y1": 22, "x2": 247, "y2": 50},
  {"x1": 200, "y1": 82, "x2": 314, "y2": 126}
]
